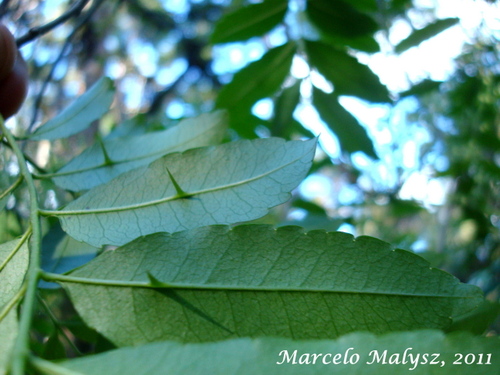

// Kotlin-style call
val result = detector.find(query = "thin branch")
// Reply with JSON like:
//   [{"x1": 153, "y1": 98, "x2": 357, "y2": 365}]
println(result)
[
  {"x1": 0, "y1": 227, "x2": 31, "y2": 273},
  {"x1": 0, "y1": 283, "x2": 27, "y2": 324},
  {"x1": 28, "y1": 0, "x2": 108, "y2": 133},
  {"x1": 0, "y1": 175, "x2": 23, "y2": 202},
  {"x1": 15, "y1": 0, "x2": 91, "y2": 47}
]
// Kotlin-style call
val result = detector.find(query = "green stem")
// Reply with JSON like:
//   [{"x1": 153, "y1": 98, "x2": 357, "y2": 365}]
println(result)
[
  {"x1": 1, "y1": 138, "x2": 48, "y2": 174},
  {"x1": 0, "y1": 175, "x2": 23, "y2": 201},
  {"x1": 0, "y1": 227, "x2": 31, "y2": 273},
  {"x1": 0, "y1": 283, "x2": 27, "y2": 324},
  {"x1": 1, "y1": 118, "x2": 43, "y2": 375},
  {"x1": 30, "y1": 356, "x2": 82, "y2": 375}
]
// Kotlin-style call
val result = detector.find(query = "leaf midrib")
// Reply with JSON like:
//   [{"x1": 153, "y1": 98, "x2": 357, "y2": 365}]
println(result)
[{"x1": 50, "y1": 273, "x2": 476, "y2": 299}]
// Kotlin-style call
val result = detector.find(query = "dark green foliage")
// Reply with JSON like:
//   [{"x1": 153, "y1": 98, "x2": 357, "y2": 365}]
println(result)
[
  {"x1": 313, "y1": 88, "x2": 378, "y2": 158},
  {"x1": 395, "y1": 18, "x2": 460, "y2": 53},
  {"x1": 306, "y1": 41, "x2": 391, "y2": 103}
]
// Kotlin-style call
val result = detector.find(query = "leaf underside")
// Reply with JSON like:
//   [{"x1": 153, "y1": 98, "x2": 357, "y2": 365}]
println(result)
[
  {"x1": 63, "y1": 225, "x2": 483, "y2": 347},
  {"x1": 52, "y1": 111, "x2": 228, "y2": 191},
  {"x1": 55, "y1": 138, "x2": 316, "y2": 247},
  {"x1": 31, "y1": 77, "x2": 115, "y2": 140},
  {"x1": 0, "y1": 239, "x2": 29, "y2": 374},
  {"x1": 56, "y1": 331, "x2": 500, "y2": 375}
]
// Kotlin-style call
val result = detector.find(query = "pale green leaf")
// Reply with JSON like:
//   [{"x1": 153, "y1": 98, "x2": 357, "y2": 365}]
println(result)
[
  {"x1": 211, "y1": 0, "x2": 288, "y2": 44},
  {"x1": 0, "y1": 238, "x2": 29, "y2": 375},
  {"x1": 62, "y1": 226, "x2": 482, "y2": 346},
  {"x1": 52, "y1": 331, "x2": 500, "y2": 374},
  {"x1": 0, "y1": 238, "x2": 29, "y2": 308},
  {"x1": 50, "y1": 138, "x2": 316, "y2": 247},
  {"x1": 51, "y1": 111, "x2": 228, "y2": 191},
  {"x1": 31, "y1": 77, "x2": 115, "y2": 140},
  {"x1": 50, "y1": 331, "x2": 500, "y2": 374}
]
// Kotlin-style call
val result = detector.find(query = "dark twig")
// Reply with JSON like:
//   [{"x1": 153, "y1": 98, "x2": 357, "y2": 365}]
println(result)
[
  {"x1": 15, "y1": 0, "x2": 91, "y2": 47},
  {"x1": 27, "y1": 0, "x2": 107, "y2": 133},
  {"x1": 0, "y1": 0, "x2": 12, "y2": 19}
]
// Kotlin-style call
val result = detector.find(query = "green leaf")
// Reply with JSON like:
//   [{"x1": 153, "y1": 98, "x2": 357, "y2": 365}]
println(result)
[
  {"x1": 306, "y1": 0, "x2": 380, "y2": 52},
  {"x1": 0, "y1": 238, "x2": 29, "y2": 374},
  {"x1": 30, "y1": 77, "x2": 115, "y2": 140},
  {"x1": 211, "y1": 0, "x2": 288, "y2": 44},
  {"x1": 306, "y1": 41, "x2": 390, "y2": 103},
  {"x1": 51, "y1": 111, "x2": 228, "y2": 191},
  {"x1": 447, "y1": 300, "x2": 500, "y2": 335},
  {"x1": 395, "y1": 18, "x2": 460, "y2": 54},
  {"x1": 270, "y1": 81, "x2": 302, "y2": 137},
  {"x1": 50, "y1": 138, "x2": 316, "y2": 247},
  {"x1": 40, "y1": 221, "x2": 99, "y2": 288},
  {"x1": 47, "y1": 331, "x2": 500, "y2": 375},
  {"x1": 313, "y1": 88, "x2": 377, "y2": 158},
  {"x1": 306, "y1": 0, "x2": 377, "y2": 38},
  {"x1": 399, "y1": 79, "x2": 442, "y2": 97},
  {"x1": 216, "y1": 43, "x2": 295, "y2": 134},
  {"x1": 61, "y1": 225, "x2": 482, "y2": 346}
]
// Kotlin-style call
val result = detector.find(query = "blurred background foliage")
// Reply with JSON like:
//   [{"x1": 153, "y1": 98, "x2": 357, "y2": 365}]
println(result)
[{"x1": 0, "y1": 0, "x2": 499, "y2": 354}]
